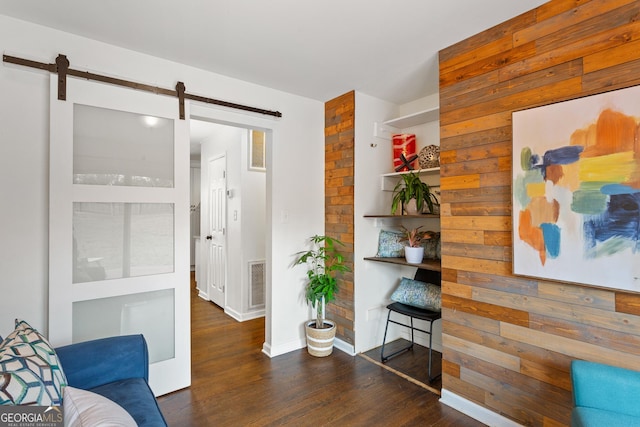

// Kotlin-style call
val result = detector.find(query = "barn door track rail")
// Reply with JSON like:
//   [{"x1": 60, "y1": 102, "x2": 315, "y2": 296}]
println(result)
[{"x1": 3, "y1": 53, "x2": 283, "y2": 119}]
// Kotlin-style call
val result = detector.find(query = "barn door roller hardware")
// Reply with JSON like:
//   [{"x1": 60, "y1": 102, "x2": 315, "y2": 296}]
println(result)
[{"x1": 3, "y1": 53, "x2": 283, "y2": 120}]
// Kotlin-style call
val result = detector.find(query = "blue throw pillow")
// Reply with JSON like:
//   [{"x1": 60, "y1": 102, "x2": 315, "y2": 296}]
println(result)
[
  {"x1": 391, "y1": 277, "x2": 441, "y2": 311},
  {"x1": 377, "y1": 230, "x2": 405, "y2": 258}
]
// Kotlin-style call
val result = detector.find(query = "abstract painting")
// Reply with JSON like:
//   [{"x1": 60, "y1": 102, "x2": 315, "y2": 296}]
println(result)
[{"x1": 512, "y1": 85, "x2": 640, "y2": 291}]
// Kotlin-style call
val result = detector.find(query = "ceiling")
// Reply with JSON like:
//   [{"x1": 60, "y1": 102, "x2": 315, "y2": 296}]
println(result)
[{"x1": 0, "y1": 0, "x2": 548, "y2": 106}]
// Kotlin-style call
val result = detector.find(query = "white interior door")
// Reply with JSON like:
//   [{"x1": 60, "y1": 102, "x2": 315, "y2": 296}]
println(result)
[
  {"x1": 207, "y1": 155, "x2": 226, "y2": 308},
  {"x1": 49, "y1": 76, "x2": 190, "y2": 396}
]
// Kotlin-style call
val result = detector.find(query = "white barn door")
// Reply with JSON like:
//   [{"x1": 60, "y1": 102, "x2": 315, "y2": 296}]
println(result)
[{"x1": 48, "y1": 76, "x2": 191, "y2": 396}]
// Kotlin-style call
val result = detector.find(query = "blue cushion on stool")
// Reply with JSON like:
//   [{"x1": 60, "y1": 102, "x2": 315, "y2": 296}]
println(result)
[{"x1": 391, "y1": 277, "x2": 441, "y2": 311}]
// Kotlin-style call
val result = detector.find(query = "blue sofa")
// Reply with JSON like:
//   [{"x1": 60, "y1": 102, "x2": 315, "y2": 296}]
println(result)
[
  {"x1": 571, "y1": 360, "x2": 640, "y2": 427},
  {"x1": 56, "y1": 334, "x2": 168, "y2": 427}
]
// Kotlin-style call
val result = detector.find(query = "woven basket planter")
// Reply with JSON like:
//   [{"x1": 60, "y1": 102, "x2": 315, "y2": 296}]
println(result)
[{"x1": 305, "y1": 320, "x2": 336, "y2": 357}]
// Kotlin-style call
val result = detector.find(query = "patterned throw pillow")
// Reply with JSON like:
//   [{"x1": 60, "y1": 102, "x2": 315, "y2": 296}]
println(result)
[
  {"x1": 391, "y1": 277, "x2": 442, "y2": 311},
  {"x1": 377, "y1": 230, "x2": 405, "y2": 257},
  {"x1": 0, "y1": 319, "x2": 68, "y2": 406}
]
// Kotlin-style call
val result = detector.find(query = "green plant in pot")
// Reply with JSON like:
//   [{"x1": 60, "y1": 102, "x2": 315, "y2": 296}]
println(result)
[
  {"x1": 391, "y1": 171, "x2": 439, "y2": 215},
  {"x1": 294, "y1": 235, "x2": 350, "y2": 356},
  {"x1": 399, "y1": 225, "x2": 436, "y2": 264}
]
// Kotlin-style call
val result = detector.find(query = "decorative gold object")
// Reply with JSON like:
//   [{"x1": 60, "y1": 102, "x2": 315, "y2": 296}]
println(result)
[{"x1": 418, "y1": 145, "x2": 440, "y2": 169}]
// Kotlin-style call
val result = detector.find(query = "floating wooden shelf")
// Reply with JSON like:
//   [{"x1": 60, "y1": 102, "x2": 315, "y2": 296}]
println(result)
[
  {"x1": 363, "y1": 257, "x2": 441, "y2": 272},
  {"x1": 364, "y1": 214, "x2": 439, "y2": 219},
  {"x1": 381, "y1": 167, "x2": 440, "y2": 178},
  {"x1": 380, "y1": 167, "x2": 440, "y2": 191},
  {"x1": 383, "y1": 107, "x2": 440, "y2": 129}
]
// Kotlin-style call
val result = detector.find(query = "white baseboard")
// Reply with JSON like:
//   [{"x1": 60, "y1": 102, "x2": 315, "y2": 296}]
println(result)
[
  {"x1": 224, "y1": 307, "x2": 265, "y2": 322},
  {"x1": 261, "y1": 342, "x2": 272, "y2": 357},
  {"x1": 263, "y1": 337, "x2": 355, "y2": 358},
  {"x1": 224, "y1": 307, "x2": 242, "y2": 322},
  {"x1": 263, "y1": 337, "x2": 306, "y2": 358},
  {"x1": 440, "y1": 389, "x2": 523, "y2": 427},
  {"x1": 241, "y1": 309, "x2": 265, "y2": 321},
  {"x1": 334, "y1": 337, "x2": 356, "y2": 356}
]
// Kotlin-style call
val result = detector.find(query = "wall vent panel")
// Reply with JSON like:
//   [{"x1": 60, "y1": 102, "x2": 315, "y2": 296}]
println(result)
[{"x1": 249, "y1": 260, "x2": 265, "y2": 309}]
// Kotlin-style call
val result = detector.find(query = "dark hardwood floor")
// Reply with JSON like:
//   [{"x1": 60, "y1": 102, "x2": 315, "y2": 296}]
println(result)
[
  {"x1": 157, "y1": 280, "x2": 484, "y2": 426},
  {"x1": 361, "y1": 338, "x2": 442, "y2": 393}
]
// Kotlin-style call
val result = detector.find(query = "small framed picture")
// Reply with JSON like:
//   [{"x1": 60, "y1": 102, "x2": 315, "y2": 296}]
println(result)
[{"x1": 249, "y1": 129, "x2": 266, "y2": 171}]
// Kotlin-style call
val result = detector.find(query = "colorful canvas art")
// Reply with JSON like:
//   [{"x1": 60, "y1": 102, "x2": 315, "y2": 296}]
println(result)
[{"x1": 512, "y1": 85, "x2": 640, "y2": 291}]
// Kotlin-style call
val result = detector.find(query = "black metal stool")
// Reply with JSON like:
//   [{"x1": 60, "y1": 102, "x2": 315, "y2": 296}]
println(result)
[{"x1": 380, "y1": 269, "x2": 442, "y2": 383}]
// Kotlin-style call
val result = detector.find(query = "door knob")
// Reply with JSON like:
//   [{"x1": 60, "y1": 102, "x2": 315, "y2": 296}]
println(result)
[{"x1": 206, "y1": 235, "x2": 212, "y2": 240}]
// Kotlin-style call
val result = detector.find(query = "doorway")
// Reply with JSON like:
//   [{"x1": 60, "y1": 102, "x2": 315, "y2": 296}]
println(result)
[{"x1": 190, "y1": 119, "x2": 267, "y2": 321}]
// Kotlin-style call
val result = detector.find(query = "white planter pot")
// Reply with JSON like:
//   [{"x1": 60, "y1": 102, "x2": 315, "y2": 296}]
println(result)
[
  {"x1": 403, "y1": 199, "x2": 421, "y2": 215},
  {"x1": 404, "y1": 246, "x2": 424, "y2": 264}
]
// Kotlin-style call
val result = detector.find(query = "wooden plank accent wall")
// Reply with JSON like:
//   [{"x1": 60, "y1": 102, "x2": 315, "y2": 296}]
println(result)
[
  {"x1": 439, "y1": 1, "x2": 640, "y2": 425},
  {"x1": 325, "y1": 91, "x2": 355, "y2": 346}
]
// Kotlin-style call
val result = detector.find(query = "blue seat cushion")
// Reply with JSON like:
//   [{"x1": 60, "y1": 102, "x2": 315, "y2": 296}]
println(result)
[
  {"x1": 572, "y1": 407, "x2": 640, "y2": 427},
  {"x1": 90, "y1": 378, "x2": 168, "y2": 427}
]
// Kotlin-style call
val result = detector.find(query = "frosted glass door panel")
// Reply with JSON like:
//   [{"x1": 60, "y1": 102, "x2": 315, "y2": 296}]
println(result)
[
  {"x1": 51, "y1": 76, "x2": 191, "y2": 396},
  {"x1": 72, "y1": 289, "x2": 175, "y2": 363},
  {"x1": 73, "y1": 104, "x2": 174, "y2": 187},
  {"x1": 73, "y1": 202, "x2": 174, "y2": 283}
]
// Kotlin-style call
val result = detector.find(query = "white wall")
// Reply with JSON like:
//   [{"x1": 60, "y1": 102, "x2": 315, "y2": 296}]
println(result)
[
  {"x1": 0, "y1": 14, "x2": 324, "y2": 357},
  {"x1": 353, "y1": 92, "x2": 441, "y2": 353},
  {"x1": 241, "y1": 132, "x2": 266, "y2": 317},
  {"x1": 353, "y1": 92, "x2": 405, "y2": 353}
]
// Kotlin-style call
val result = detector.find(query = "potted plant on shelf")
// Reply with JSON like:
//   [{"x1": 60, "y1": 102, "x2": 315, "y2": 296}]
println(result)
[
  {"x1": 391, "y1": 171, "x2": 439, "y2": 215},
  {"x1": 294, "y1": 235, "x2": 351, "y2": 357},
  {"x1": 400, "y1": 225, "x2": 435, "y2": 264}
]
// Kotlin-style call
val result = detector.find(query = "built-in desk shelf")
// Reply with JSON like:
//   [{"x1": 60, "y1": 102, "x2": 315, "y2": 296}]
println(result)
[
  {"x1": 363, "y1": 256, "x2": 441, "y2": 272},
  {"x1": 364, "y1": 213, "x2": 440, "y2": 228},
  {"x1": 381, "y1": 167, "x2": 440, "y2": 178},
  {"x1": 364, "y1": 214, "x2": 439, "y2": 219},
  {"x1": 365, "y1": 166, "x2": 441, "y2": 273}
]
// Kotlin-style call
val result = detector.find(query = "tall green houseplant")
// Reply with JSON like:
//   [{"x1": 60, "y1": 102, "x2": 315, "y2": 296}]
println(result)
[
  {"x1": 294, "y1": 235, "x2": 350, "y2": 330},
  {"x1": 391, "y1": 171, "x2": 438, "y2": 215}
]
